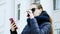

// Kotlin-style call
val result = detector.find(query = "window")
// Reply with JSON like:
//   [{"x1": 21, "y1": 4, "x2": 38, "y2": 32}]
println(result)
[
  {"x1": 32, "y1": 0, "x2": 40, "y2": 4},
  {"x1": 35, "y1": 0, "x2": 40, "y2": 4},
  {"x1": 17, "y1": 4, "x2": 20, "y2": 20},
  {"x1": 53, "y1": 0, "x2": 60, "y2": 10}
]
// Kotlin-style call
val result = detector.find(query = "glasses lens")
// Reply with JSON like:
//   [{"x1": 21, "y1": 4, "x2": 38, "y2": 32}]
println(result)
[{"x1": 31, "y1": 8, "x2": 35, "y2": 12}]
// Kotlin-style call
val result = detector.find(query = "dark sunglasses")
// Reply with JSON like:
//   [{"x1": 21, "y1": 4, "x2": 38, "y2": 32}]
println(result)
[{"x1": 31, "y1": 8, "x2": 35, "y2": 13}]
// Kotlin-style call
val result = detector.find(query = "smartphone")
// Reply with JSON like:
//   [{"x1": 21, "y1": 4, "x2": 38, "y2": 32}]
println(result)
[
  {"x1": 9, "y1": 18, "x2": 18, "y2": 29},
  {"x1": 9, "y1": 18, "x2": 14, "y2": 23},
  {"x1": 27, "y1": 14, "x2": 30, "y2": 17}
]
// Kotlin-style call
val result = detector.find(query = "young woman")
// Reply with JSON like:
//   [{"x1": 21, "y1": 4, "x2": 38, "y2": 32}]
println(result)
[{"x1": 10, "y1": 3, "x2": 53, "y2": 34}]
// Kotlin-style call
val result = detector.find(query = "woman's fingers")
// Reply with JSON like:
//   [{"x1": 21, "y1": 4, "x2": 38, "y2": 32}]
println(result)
[
  {"x1": 10, "y1": 22, "x2": 15, "y2": 26},
  {"x1": 11, "y1": 23, "x2": 16, "y2": 28},
  {"x1": 10, "y1": 22, "x2": 17, "y2": 31}
]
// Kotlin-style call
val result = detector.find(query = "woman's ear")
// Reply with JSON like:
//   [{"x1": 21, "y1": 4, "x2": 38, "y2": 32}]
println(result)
[
  {"x1": 39, "y1": 9, "x2": 43, "y2": 13},
  {"x1": 39, "y1": 9, "x2": 43, "y2": 11}
]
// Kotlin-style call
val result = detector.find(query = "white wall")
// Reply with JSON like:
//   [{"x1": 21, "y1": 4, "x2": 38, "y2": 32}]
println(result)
[
  {"x1": 40, "y1": 0, "x2": 53, "y2": 16},
  {"x1": 0, "y1": 0, "x2": 6, "y2": 34},
  {"x1": 19, "y1": 0, "x2": 32, "y2": 34},
  {"x1": 5, "y1": 0, "x2": 15, "y2": 34}
]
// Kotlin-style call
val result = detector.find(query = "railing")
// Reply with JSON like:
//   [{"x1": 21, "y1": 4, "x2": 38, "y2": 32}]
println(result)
[{"x1": 54, "y1": 29, "x2": 60, "y2": 34}]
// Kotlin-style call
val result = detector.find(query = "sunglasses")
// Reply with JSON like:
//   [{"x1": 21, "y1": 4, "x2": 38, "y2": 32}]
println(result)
[
  {"x1": 27, "y1": 8, "x2": 37, "y2": 17},
  {"x1": 31, "y1": 8, "x2": 35, "y2": 13}
]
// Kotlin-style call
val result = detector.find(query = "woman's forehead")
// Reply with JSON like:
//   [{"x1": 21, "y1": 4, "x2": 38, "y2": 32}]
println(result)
[{"x1": 29, "y1": 4, "x2": 38, "y2": 9}]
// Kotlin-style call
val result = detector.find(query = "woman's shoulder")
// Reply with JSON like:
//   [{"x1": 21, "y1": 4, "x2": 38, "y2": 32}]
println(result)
[
  {"x1": 39, "y1": 22, "x2": 51, "y2": 28},
  {"x1": 42, "y1": 11, "x2": 48, "y2": 15},
  {"x1": 40, "y1": 11, "x2": 49, "y2": 17}
]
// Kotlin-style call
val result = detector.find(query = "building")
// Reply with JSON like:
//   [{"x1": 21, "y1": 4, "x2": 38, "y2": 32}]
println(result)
[{"x1": 0, "y1": 0, "x2": 60, "y2": 34}]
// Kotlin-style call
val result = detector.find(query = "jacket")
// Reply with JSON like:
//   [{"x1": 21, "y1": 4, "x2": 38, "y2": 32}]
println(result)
[{"x1": 10, "y1": 11, "x2": 51, "y2": 34}]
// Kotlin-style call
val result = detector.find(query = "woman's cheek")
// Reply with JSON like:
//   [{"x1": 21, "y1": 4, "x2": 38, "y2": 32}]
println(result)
[{"x1": 34, "y1": 11, "x2": 39, "y2": 16}]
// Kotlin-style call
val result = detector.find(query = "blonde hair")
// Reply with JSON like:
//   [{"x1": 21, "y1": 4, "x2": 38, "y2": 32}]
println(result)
[{"x1": 31, "y1": 3, "x2": 43, "y2": 10}]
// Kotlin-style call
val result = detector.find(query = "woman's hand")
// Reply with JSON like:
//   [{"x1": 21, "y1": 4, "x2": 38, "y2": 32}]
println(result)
[
  {"x1": 9, "y1": 18, "x2": 17, "y2": 31},
  {"x1": 10, "y1": 22, "x2": 17, "y2": 31},
  {"x1": 27, "y1": 10, "x2": 34, "y2": 19}
]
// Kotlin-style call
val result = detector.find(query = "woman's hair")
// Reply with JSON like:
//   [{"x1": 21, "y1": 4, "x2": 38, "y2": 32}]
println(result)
[
  {"x1": 49, "y1": 16, "x2": 53, "y2": 34},
  {"x1": 31, "y1": 3, "x2": 43, "y2": 10},
  {"x1": 31, "y1": 3, "x2": 53, "y2": 34}
]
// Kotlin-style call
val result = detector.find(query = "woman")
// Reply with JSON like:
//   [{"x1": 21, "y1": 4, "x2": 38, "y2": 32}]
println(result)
[{"x1": 10, "y1": 3, "x2": 53, "y2": 34}]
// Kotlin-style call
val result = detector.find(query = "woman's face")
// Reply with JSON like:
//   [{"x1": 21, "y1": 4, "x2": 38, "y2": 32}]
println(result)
[{"x1": 29, "y1": 4, "x2": 42, "y2": 17}]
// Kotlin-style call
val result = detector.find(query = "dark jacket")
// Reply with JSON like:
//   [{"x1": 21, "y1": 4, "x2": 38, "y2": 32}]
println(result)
[{"x1": 10, "y1": 11, "x2": 51, "y2": 34}]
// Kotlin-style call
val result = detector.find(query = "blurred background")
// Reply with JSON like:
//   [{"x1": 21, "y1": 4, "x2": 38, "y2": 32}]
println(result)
[{"x1": 0, "y1": 0, "x2": 60, "y2": 34}]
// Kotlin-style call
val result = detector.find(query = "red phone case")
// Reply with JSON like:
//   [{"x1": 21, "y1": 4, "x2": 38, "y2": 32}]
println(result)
[{"x1": 9, "y1": 18, "x2": 14, "y2": 23}]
